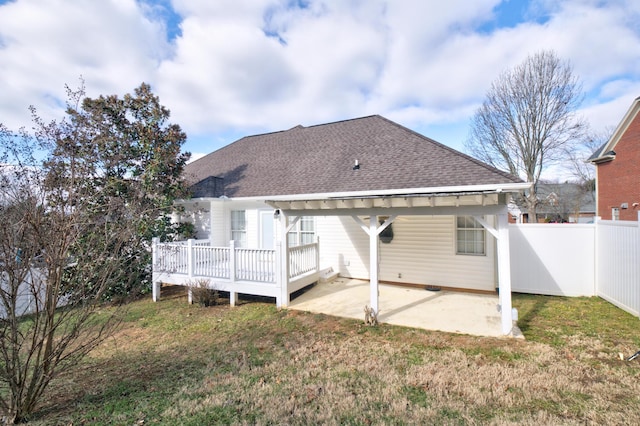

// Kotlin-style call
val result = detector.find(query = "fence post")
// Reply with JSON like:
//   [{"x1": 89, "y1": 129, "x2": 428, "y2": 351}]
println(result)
[
  {"x1": 593, "y1": 216, "x2": 601, "y2": 297},
  {"x1": 637, "y1": 212, "x2": 640, "y2": 319}
]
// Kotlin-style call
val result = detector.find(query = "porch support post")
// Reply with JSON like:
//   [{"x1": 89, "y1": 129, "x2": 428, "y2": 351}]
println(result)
[
  {"x1": 369, "y1": 215, "x2": 379, "y2": 315},
  {"x1": 277, "y1": 213, "x2": 290, "y2": 308},
  {"x1": 496, "y1": 210, "x2": 513, "y2": 335},
  {"x1": 351, "y1": 215, "x2": 397, "y2": 317}
]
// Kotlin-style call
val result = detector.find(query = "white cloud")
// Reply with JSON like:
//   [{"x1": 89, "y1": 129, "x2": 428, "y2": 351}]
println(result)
[
  {"x1": 0, "y1": 0, "x2": 638, "y2": 156},
  {"x1": 0, "y1": 0, "x2": 170, "y2": 126}
]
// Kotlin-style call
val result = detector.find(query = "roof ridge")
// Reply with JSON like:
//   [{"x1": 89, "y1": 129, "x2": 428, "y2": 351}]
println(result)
[
  {"x1": 220, "y1": 115, "x2": 382, "y2": 141},
  {"x1": 374, "y1": 115, "x2": 523, "y2": 183},
  {"x1": 301, "y1": 114, "x2": 380, "y2": 130},
  {"x1": 185, "y1": 116, "x2": 381, "y2": 167}
]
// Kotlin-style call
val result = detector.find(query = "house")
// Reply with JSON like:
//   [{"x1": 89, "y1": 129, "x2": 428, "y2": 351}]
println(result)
[
  {"x1": 588, "y1": 96, "x2": 640, "y2": 221},
  {"x1": 530, "y1": 183, "x2": 595, "y2": 223},
  {"x1": 153, "y1": 115, "x2": 530, "y2": 335}
]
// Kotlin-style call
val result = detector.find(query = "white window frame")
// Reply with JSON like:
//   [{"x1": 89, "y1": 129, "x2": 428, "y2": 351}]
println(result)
[
  {"x1": 456, "y1": 216, "x2": 486, "y2": 256},
  {"x1": 288, "y1": 216, "x2": 315, "y2": 247},
  {"x1": 612, "y1": 207, "x2": 620, "y2": 221},
  {"x1": 230, "y1": 210, "x2": 246, "y2": 248}
]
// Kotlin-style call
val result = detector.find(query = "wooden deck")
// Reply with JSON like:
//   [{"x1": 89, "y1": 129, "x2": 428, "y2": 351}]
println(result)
[{"x1": 151, "y1": 238, "x2": 320, "y2": 307}]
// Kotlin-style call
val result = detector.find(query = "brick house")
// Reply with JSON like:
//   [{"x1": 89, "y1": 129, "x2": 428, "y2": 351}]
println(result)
[{"x1": 588, "y1": 96, "x2": 640, "y2": 221}]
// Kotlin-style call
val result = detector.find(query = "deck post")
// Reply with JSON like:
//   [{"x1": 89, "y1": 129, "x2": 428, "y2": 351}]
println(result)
[
  {"x1": 275, "y1": 240, "x2": 284, "y2": 308},
  {"x1": 186, "y1": 239, "x2": 194, "y2": 304},
  {"x1": 315, "y1": 236, "x2": 320, "y2": 275},
  {"x1": 151, "y1": 237, "x2": 161, "y2": 302},
  {"x1": 227, "y1": 240, "x2": 238, "y2": 306},
  {"x1": 229, "y1": 240, "x2": 236, "y2": 283},
  {"x1": 187, "y1": 286, "x2": 193, "y2": 304},
  {"x1": 188, "y1": 239, "x2": 195, "y2": 278},
  {"x1": 497, "y1": 211, "x2": 513, "y2": 335}
]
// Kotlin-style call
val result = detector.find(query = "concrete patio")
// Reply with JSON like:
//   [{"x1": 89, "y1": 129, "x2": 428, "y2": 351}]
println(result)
[{"x1": 289, "y1": 278, "x2": 515, "y2": 338}]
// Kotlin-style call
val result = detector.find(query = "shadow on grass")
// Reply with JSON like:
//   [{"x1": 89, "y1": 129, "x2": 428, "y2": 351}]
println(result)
[
  {"x1": 32, "y1": 350, "x2": 209, "y2": 424},
  {"x1": 513, "y1": 293, "x2": 549, "y2": 336},
  {"x1": 159, "y1": 284, "x2": 277, "y2": 307}
]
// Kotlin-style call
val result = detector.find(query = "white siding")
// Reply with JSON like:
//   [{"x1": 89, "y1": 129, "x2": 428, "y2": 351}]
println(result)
[
  {"x1": 317, "y1": 215, "x2": 497, "y2": 292},
  {"x1": 178, "y1": 200, "x2": 271, "y2": 248},
  {"x1": 317, "y1": 216, "x2": 370, "y2": 278}
]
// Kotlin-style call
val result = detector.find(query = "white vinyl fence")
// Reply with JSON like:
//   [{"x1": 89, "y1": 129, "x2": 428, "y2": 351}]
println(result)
[
  {"x1": 510, "y1": 224, "x2": 595, "y2": 296},
  {"x1": 596, "y1": 219, "x2": 640, "y2": 316},
  {"x1": 510, "y1": 214, "x2": 640, "y2": 317},
  {"x1": 0, "y1": 269, "x2": 47, "y2": 318}
]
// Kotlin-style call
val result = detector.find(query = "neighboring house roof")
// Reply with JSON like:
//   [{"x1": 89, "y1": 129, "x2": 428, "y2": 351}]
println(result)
[
  {"x1": 534, "y1": 183, "x2": 595, "y2": 215},
  {"x1": 186, "y1": 115, "x2": 522, "y2": 198},
  {"x1": 588, "y1": 96, "x2": 640, "y2": 164}
]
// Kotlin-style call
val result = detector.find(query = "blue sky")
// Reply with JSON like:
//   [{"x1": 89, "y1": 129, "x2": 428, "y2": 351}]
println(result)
[{"x1": 1, "y1": 0, "x2": 639, "y2": 178}]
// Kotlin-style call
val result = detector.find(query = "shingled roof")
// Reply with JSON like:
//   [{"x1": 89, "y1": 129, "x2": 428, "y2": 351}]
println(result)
[{"x1": 185, "y1": 115, "x2": 522, "y2": 198}]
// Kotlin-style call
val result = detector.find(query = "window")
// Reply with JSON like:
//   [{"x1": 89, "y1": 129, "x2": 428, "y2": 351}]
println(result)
[
  {"x1": 612, "y1": 207, "x2": 620, "y2": 221},
  {"x1": 231, "y1": 210, "x2": 246, "y2": 247},
  {"x1": 456, "y1": 216, "x2": 485, "y2": 255},
  {"x1": 288, "y1": 216, "x2": 315, "y2": 246}
]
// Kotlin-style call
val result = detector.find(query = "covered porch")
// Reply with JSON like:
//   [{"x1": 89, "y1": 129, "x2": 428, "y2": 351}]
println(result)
[
  {"x1": 268, "y1": 186, "x2": 526, "y2": 336},
  {"x1": 289, "y1": 278, "x2": 514, "y2": 338}
]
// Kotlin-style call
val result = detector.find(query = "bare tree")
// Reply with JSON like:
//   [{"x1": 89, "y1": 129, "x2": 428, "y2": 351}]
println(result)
[
  {"x1": 564, "y1": 127, "x2": 614, "y2": 185},
  {"x1": 466, "y1": 50, "x2": 586, "y2": 222},
  {"x1": 559, "y1": 128, "x2": 613, "y2": 222},
  {"x1": 0, "y1": 82, "x2": 189, "y2": 423}
]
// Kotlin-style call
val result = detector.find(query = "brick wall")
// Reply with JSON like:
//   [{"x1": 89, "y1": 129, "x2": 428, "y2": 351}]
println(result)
[{"x1": 597, "y1": 112, "x2": 640, "y2": 220}]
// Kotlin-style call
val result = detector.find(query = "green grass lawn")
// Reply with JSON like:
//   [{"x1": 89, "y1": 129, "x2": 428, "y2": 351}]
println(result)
[{"x1": 24, "y1": 288, "x2": 640, "y2": 425}]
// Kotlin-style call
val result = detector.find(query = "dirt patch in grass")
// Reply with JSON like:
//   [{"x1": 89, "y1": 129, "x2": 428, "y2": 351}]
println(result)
[{"x1": 25, "y1": 290, "x2": 640, "y2": 425}]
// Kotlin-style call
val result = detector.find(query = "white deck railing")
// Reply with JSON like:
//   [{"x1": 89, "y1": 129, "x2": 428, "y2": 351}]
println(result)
[
  {"x1": 289, "y1": 242, "x2": 319, "y2": 279},
  {"x1": 151, "y1": 238, "x2": 319, "y2": 306}
]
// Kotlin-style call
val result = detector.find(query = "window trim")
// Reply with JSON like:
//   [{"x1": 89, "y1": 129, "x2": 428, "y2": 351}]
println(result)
[
  {"x1": 230, "y1": 210, "x2": 247, "y2": 248},
  {"x1": 288, "y1": 216, "x2": 316, "y2": 247},
  {"x1": 455, "y1": 215, "x2": 486, "y2": 256}
]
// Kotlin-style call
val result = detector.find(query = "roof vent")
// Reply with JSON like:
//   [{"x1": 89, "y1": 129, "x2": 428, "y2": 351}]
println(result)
[{"x1": 353, "y1": 159, "x2": 360, "y2": 170}]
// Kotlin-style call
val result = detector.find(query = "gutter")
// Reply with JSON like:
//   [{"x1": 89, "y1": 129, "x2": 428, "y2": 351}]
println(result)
[{"x1": 239, "y1": 182, "x2": 532, "y2": 202}]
